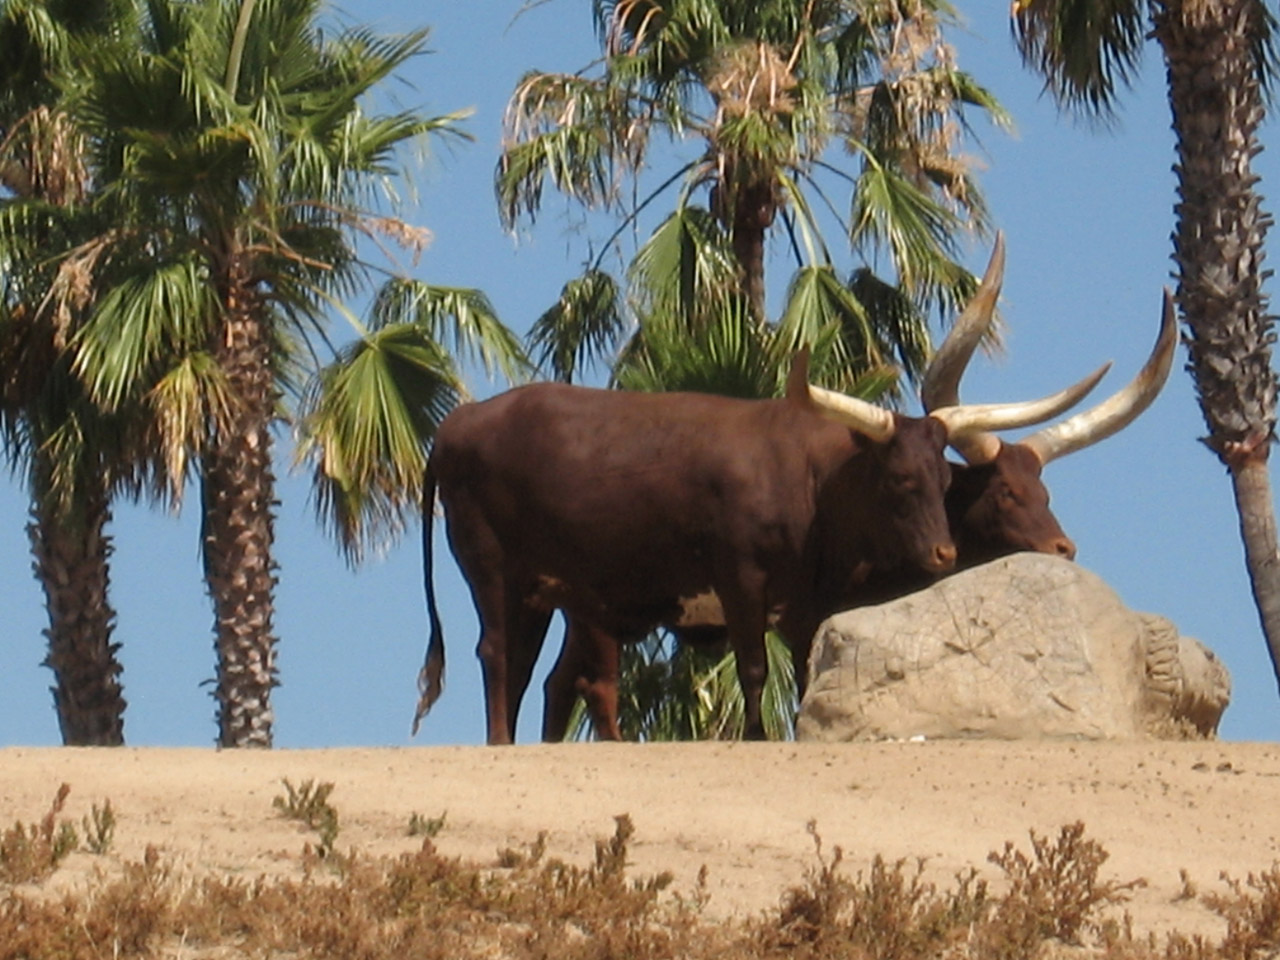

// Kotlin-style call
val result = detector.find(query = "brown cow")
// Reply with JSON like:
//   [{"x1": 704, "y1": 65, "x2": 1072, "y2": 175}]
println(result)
[
  {"x1": 414, "y1": 292, "x2": 1101, "y2": 743},
  {"x1": 920, "y1": 240, "x2": 1177, "y2": 570},
  {"x1": 539, "y1": 243, "x2": 1177, "y2": 742}
]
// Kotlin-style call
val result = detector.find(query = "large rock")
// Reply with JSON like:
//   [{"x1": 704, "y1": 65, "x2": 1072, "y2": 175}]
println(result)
[{"x1": 796, "y1": 554, "x2": 1230, "y2": 742}]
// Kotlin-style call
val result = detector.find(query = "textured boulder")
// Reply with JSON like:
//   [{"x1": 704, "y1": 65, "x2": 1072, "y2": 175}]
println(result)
[{"x1": 796, "y1": 554, "x2": 1230, "y2": 742}]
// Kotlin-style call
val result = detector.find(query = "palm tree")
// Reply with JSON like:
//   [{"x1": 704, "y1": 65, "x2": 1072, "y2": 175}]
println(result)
[
  {"x1": 1011, "y1": 1, "x2": 1280, "y2": 691},
  {"x1": 500, "y1": 0, "x2": 1011, "y2": 391},
  {"x1": 0, "y1": 0, "x2": 137, "y2": 745},
  {"x1": 61, "y1": 0, "x2": 494, "y2": 747}
]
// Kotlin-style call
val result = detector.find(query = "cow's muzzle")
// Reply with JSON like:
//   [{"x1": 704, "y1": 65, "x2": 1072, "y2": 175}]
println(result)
[{"x1": 926, "y1": 543, "x2": 958, "y2": 574}]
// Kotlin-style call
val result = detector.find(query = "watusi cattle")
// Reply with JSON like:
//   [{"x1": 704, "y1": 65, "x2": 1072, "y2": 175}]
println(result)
[
  {"x1": 539, "y1": 242, "x2": 1177, "y2": 742},
  {"x1": 413, "y1": 275, "x2": 1105, "y2": 743},
  {"x1": 918, "y1": 244, "x2": 1178, "y2": 571}
]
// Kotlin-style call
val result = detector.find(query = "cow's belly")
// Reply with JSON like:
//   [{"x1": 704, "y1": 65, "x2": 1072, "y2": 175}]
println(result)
[
  {"x1": 674, "y1": 591, "x2": 724, "y2": 627},
  {"x1": 528, "y1": 576, "x2": 724, "y2": 635},
  {"x1": 530, "y1": 581, "x2": 774, "y2": 636}
]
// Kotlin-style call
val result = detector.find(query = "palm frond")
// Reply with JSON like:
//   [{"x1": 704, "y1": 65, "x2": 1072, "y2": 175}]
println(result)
[
  {"x1": 1011, "y1": 0, "x2": 1146, "y2": 118},
  {"x1": 145, "y1": 350, "x2": 231, "y2": 504},
  {"x1": 777, "y1": 264, "x2": 876, "y2": 365},
  {"x1": 849, "y1": 158, "x2": 967, "y2": 309},
  {"x1": 568, "y1": 627, "x2": 797, "y2": 742},
  {"x1": 298, "y1": 323, "x2": 462, "y2": 562},
  {"x1": 848, "y1": 266, "x2": 933, "y2": 387},
  {"x1": 614, "y1": 297, "x2": 779, "y2": 398},
  {"x1": 498, "y1": 70, "x2": 648, "y2": 229},
  {"x1": 370, "y1": 278, "x2": 529, "y2": 385},
  {"x1": 72, "y1": 253, "x2": 216, "y2": 412},
  {"x1": 527, "y1": 269, "x2": 625, "y2": 382},
  {"x1": 692, "y1": 630, "x2": 795, "y2": 741},
  {"x1": 627, "y1": 203, "x2": 738, "y2": 328}
]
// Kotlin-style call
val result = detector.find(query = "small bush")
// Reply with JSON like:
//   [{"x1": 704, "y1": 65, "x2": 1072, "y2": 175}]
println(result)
[
  {"x1": 273, "y1": 778, "x2": 339, "y2": 858},
  {"x1": 82, "y1": 799, "x2": 116, "y2": 855},
  {"x1": 407, "y1": 811, "x2": 447, "y2": 838},
  {"x1": 0, "y1": 783, "x2": 79, "y2": 885},
  {"x1": 983, "y1": 819, "x2": 1145, "y2": 956},
  {"x1": 1203, "y1": 864, "x2": 1280, "y2": 960}
]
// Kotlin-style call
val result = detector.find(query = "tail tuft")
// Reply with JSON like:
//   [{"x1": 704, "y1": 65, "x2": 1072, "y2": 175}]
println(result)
[{"x1": 411, "y1": 657, "x2": 443, "y2": 736}]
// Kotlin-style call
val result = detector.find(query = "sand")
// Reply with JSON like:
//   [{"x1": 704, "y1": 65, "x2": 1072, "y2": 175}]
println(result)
[{"x1": 3, "y1": 740, "x2": 1279, "y2": 938}]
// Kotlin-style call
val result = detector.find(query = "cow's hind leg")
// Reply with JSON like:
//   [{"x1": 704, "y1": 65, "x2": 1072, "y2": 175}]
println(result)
[
  {"x1": 543, "y1": 620, "x2": 621, "y2": 742},
  {"x1": 718, "y1": 575, "x2": 770, "y2": 741},
  {"x1": 470, "y1": 580, "x2": 515, "y2": 746},
  {"x1": 504, "y1": 599, "x2": 553, "y2": 743},
  {"x1": 444, "y1": 503, "x2": 519, "y2": 745}
]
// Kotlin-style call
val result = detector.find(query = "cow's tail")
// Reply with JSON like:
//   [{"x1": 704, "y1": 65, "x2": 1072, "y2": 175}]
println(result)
[{"x1": 412, "y1": 455, "x2": 445, "y2": 736}]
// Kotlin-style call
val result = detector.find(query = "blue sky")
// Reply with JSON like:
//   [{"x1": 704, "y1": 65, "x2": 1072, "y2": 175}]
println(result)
[{"x1": 2, "y1": 2, "x2": 1277, "y2": 747}]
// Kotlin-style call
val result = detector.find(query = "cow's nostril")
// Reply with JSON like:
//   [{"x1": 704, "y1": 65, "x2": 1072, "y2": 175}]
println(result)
[
  {"x1": 935, "y1": 543, "x2": 957, "y2": 570},
  {"x1": 1054, "y1": 538, "x2": 1077, "y2": 560}
]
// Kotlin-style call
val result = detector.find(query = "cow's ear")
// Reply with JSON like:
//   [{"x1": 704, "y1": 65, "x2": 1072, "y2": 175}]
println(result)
[{"x1": 785, "y1": 347, "x2": 812, "y2": 406}]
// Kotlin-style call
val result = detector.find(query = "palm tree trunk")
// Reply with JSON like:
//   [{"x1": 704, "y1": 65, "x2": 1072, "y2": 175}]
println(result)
[
  {"x1": 203, "y1": 264, "x2": 279, "y2": 748},
  {"x1": 30, "y1": 468, "x2": 126, "y2": 746},
  {"x1": 731, "y1": 181, "x2": 775, "y2": 323},
  {"x1": 1155, "y1": 0, "x2": 1280, "y2": 685},
  {"x1": 1233, "y1": 455, "x2": 1280, "y2": 669}
]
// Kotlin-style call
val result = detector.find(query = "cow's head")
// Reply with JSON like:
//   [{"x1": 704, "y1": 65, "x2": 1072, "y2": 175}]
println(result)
[
  {"x1": 785, "y1": 271, "x2": 1107, "y2": 578},
  {"x1": 784, "y1": 351, "x2": 956, "y2": 574},
  {"x1": 921, "y1": 234, "x2": 1178, "y2": 563},
  {"x1": 866, "y1": 412, "x2": 958, "y2": 574},
  {"x1": 946, "y1": 443, "x2": 1075, "y2": 566}
]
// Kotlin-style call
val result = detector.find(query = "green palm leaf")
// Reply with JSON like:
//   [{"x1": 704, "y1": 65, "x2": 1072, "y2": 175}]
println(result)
[
  {"x1": 567, "y1": 629, "x2": 796, "y2": 742},
  {"x1": 527, "y1": 269, "x2": 624, "y2": 382},
  {"x1": 615, "y1": 299, "x2": 780, "y2": 398},
  {"x1": 371, "y1": 278, "x2": 528, "y2": 385},
  {"x1": 627, "y1": 204, "x2": 738, "y2": 326},
  {"x1": 72, "y1": 254, "x2": 216, "y2": 412},
  {"x1": 1012, "y1": 0, "x2": 1147, "y2": 117},
  {"x1": 298, "y1": 323, "x2": 461, "y2": 563},
  {"x1": 777, "y1": 264, "x2": 877, "y2": 370}
]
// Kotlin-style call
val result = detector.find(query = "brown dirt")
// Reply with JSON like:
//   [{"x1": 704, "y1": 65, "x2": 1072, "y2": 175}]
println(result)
[{"x1": 2, "y1": 741, "x2": 1277, "y2": 938}]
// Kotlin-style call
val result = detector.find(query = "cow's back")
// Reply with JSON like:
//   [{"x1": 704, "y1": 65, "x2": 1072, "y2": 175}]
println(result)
[{"x1": 431, "y1": 383, "x2": 847, "y2": 630}]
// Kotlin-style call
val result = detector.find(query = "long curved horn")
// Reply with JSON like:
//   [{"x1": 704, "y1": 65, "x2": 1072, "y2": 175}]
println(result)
[
  {"x1": 1020, "y1": 288, "x2": 1178, "y2": 466},
  {"x1": 806, "y1": 384, "x2": 896, "y2": 441},
  {"x1": 804, "y1": 237, "x2": 1006, "y2": 448},
  {"x1": 920, "y1": 231, "x2": 1006, "y2": 413},
  {"x1": 930, "y1": 362, "x2": 1112, "y2": 451}
]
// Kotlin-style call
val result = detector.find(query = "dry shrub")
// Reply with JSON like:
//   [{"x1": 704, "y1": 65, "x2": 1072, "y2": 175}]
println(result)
[
  {"x1": 81, "y1": 800, "x2": 115, "y2": 856},
  {"x1": 981, "y1": 820, "x2": 1146, "y2": 958},
  {"x1": 12, "y1": 792, "x2": 1280, "y2": 960},
  {"x1": 0, "y1": 783, "x2": 78, "y2": 885},
  {"x1": 0, "y1": 845, "x2": 169, "y2": 960},
  {"x1": 273, "y1": 778, "x2": 340, "y2": 859},
  {"x1": 757, "y1": 820, "x2": 989, "y2": 960},
  {"x1": 1200, "y1": 865, "x2": 1280, "y2": 960},
  {"x1": 754, "y1": 820, "x2": 1151, "y2": 960}
]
